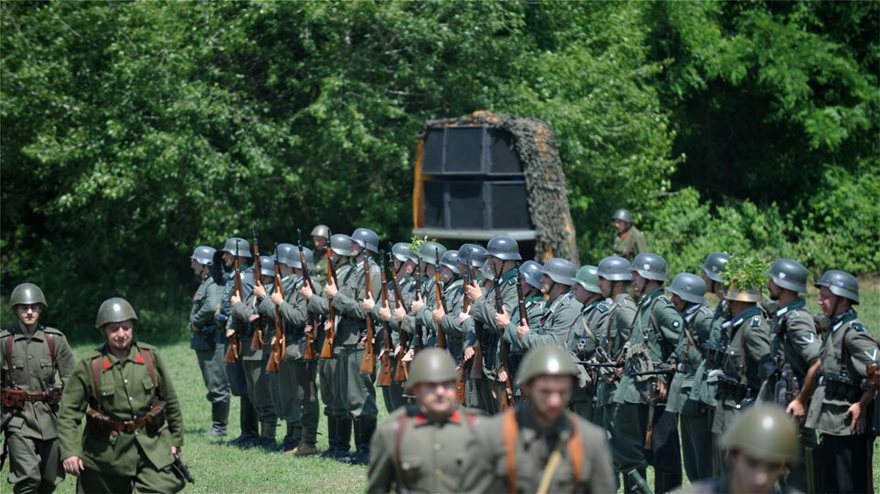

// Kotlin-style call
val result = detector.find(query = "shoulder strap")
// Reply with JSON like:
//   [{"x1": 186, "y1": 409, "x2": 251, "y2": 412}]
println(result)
[
  {"x1": 502, "y1": 408, "x2": 518, "y2": 494},
  {"x1": 4, "y1": 335, "x2": 15, "y2": 386},
  {"x1": 46, "y1": 333, "x2": 57, "y2": 370},
  {"x1": 90, "y1": 356, "x2": 103, "y2": 407},
  {"x1": 567, "y1": 415, "x2": 583, "y2": 484},
  {"x1": 139, "y1": 347, "x2": 158, "y2": 402},
  {"x1": 393, "y1": 413, "x2": 410, "y2": 492}
]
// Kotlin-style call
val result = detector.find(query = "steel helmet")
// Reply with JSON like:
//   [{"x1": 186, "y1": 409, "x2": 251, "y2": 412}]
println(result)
[
  {"x1": 418, "y1": 241, "x2": 447, "y2": 265},
  {"x1": 516, "y1": 346, "x2": 579, "y2": 385},
  {"x1": 720, "y1": 404, "x2": 799, "y2": 464},
  {"x1": 284, "y1": 246, "x2": 314, "y2": 270},
  {"x1": 391, "y1": 242, "x2": 419, "y2": 264},
  {"x1": 612, "y1": 208, "x2": 633, "y2": 224},
  {"x1": 486, "y1": 236, "x2": 521, "y2": 261},
  {"x1": 405, "y1": 348, "x2": 458, "y2": 390},
  {"x1": 572, "y1": 266, "x2": 600, "y2": 294},
  {"x1": 724, "y1": 284, "x2": 762, "y2": 303},
  {"x1": 815, "y1": 270, "x2": 859, "y2": 304},
  {"x1": 597, "y1": 256, "x2": 632, "y2": 282},
  {"x1": 351, "y1": 228, "x2": 379, "y2": 253},
  {"x1": 439, "y1": 250, "x2": 461, "y2": 274},
  {"x1": 519, "y1": 260, "x2": 544, "y2": 290},
  {"x1": 258, "y1": 256, "x2": 275, "y2": 278},
  {"x1": 632, "y1": 253, "x2": 668, "y2": 282},
  {"x1": 766, "y1": 258, "x2": 808, "y2": 294},
  {"x1": 329, "y1": 234, "x2": 354, "y2": 257},
  {"x1": 222, "y1": 237, "x2": 252, "y2": 258},
  {"x1": 10, "y1": 283, "x2": 47, "y2": 308},
  {"x1": 95, "y1": 297, "x2": 138, "y2": 328},
  {"x1": 274, "y1": 243, "x2": 295, "y2": 263},
  {"x1": 457, "y1": 244, "x2": 486, "y2": 268},
  {"x1": 541, "y1": 258, "x2": 576, "y2": 286},
  {"x1": 700, "y1": 252, "x2": 730, "y2": 283},
  {"x1": 310, "y1": 224, "x2": 330, "y2": 239},
  {"x1": 667, "y1": 273, "x2": 707, "y2": 305},
  {"x1": 190, "y1": 246, "x2": 216, "y2": 266}
]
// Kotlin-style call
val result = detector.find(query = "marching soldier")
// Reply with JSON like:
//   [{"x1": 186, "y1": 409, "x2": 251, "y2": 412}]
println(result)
[
  {"x1": 456, "y1": 243, "x2": 489, "y2": 410},
  {"x1": 406, "y1": 241, "x2": 446, "y2": 349},
  {"x1": 676, "y1": 404, "x2": 801, "y2": 494},
  {"x1": 367, "y1": 349, "x2": 483, "y2": 493},
  {"x1": 511, "y1": 258, "x2": 580, "y2": 351},
  {"x1": 310, "y1": 225, "x2": 331, "y2": 286},
  {"x1": 430, "y1": 250, "x2": 466, "y2": 362},
  {"x1": 568, "y1": 265, "x2": 612, "y2": 423},
  {"x1": 764, "y1": 258, "x2": 822, "y2": 491},
  {"x1": 611, "y1": 208, "x2": 647, "y2": 261},
  {"x1": 188, "y1": 246, "x2": 230, "y2": 437},
  {"x1": 58, "y1": 298, "x2": 185, "y2": 493},
  {"x1": 665, "y1": 273, "x2": 714, "y2": 482},
  {"x1": 612, "y1": 252, "x2": 683, "y2": 493},
  {"x1": 460, "y1": 345, "x2": 616, "y2": 493},
  {"x1": 2, "y1": 283, "x2": 75, "y2": 493},
  {"x1": 806, "y1": 270, "x2": 878, "y2": 493}
]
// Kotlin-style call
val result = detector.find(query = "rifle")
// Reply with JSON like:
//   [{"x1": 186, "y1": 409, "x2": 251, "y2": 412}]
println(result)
[
  {"x1": 434, "y1": 247, "x2": 448, "y2": 350},
  {"x1": 266, "y1": 245, "x2": 285, "y2": 374},
  {"x1": 413, "y1": 263, "x2": 424, "y2": 352},
  {"x1": 250, "y1": 224, "x2": 264, "y2": 350},
  {"x1": 773, "y1": 361, "x2": 798, "y2": 406},
  {"x1": 496, "y1": 262, "x2": 514, "y2": 411},
  {"x1": 319, "y1": 247, "x2": 339, "y2": 359},
  {"x1": 376, "y1": 250, "x2": 393, "y2": 387},
  {"x1": 224, "y1": 239, "x2": 244, "y2": 364},
  {"x1": 631, "y1": 365, "x2": 676, "y2": 377},
  {"x1": 173, "y1": 452, "x2": 195, "y2": 484},
  {"x1": 359, "y1": 253, "x2": 376, "y2": 374},
  {"x1": 464, "y1": 253, "x2": 485, "y2": 379},
  {"x1": 645, "y1": 378, "x2": 658, "y2": 450},
  {"x1": 389, "y1": 249, "x2": 410, "y2": 383},
  {"x1": 298, "y1": 229, "x2": 318, "y2": 361}
]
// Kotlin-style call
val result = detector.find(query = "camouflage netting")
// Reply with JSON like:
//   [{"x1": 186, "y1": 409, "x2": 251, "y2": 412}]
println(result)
[{"x1": 423, "y1": 111, "x2": 579, "y2": 262}]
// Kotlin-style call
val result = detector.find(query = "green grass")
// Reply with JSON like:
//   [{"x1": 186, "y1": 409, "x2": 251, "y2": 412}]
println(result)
[{"x1": 1, "y1": 278, "x2": 877, "y2": 492}]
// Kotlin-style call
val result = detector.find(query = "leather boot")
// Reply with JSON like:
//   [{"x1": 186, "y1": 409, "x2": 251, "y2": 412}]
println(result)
[
  {"x1": 206, "y1": 401, "x2": 229, "y2": 437},
  {"x1": 334, "y1": 416, "x2": 352, "y2": 460},
  {"x1": 230, "y1": 397, "x2": 258, "y2": 447},
  {"x1": 258, "y1": 420, "x2": 278, "y2": 450},
  {"x1": 654, "y1": 470, "x2": 682, "y2": 494},
  {"x1": 279, "y1": 424, "x2": 301, "y2": 452},
  {"x1": 345, "y1": 417, "x2": 376, "y2": 465},
  {"x1": 319, "y1": 416, "x2": 339, "y2": 459}
]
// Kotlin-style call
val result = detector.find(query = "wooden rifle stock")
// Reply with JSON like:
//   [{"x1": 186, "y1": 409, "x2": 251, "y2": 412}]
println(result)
[
  {"x1": 297, "y1": 231, "x2": 318, "y2": 361},
  {"x1": 266, "y1": 247, "x2": 285, "y2": 373},
  {"x1": 377, "y1": 251, "x2": 393, "y2": 387},
  {"x1": 390, "y1": 256, "x2": 410, "y2": 382},
  {"x1": 225, "y1": 243, "x2": 244, "y2": 364},
  {"x1": 250, "y1": 225, "x2": 264, "y2": 350},
  {"x1": 319, "y1": 249, "x2": 338, "y2": 359},
  {"x1": 494, "y1": 263, "x2": 514, "y2": 411},
  {"x1": 434, "y1": 248, "x2": 448, "y2": 350},
  {"x1": 359, "y1": 255, "x2": 376, "y2": 374}
]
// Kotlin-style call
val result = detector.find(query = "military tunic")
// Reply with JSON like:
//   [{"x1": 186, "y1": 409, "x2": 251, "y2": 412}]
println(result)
[
  {"x1": 221, "y1": 264, "x2": 259, "y2": 442},
  {"x1": 57, "y1": 343, "x2": 184, "y2": 494},
  {"x1": 1, "y1": 325, "x2": 75, "y2": 493},
  {"x1": 189, "y1": 275, "x2": 229, "y2": 407},
  {"x1": 566, "y1": 298, "x2": 612, "y2": 423},
  {"x1": 612, "y1": 225, "x2": 647, "y2": 261},
  {"x1": 594, "y1": 293, "x2": 636, "y2": 441},
  {"x1": 376, "y1": 274, "x2": 416, "y2": 413},
  {"x1": 470, "y1": 268, "x2": 519, "y2": 413},
  {"x1": 500, "y1": 293, "x2": 544, "y2": 398},
  {"x1": 459, "y1": 406, "x2": 616, "y2": 493},
  {"x1": 367, "y1": 406, "x2": 482, "y2": 493}
]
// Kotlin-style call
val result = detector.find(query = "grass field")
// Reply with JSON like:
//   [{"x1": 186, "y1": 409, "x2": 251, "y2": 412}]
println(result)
[{"x1": 1, "y1": 278, "x2": 878, "y2": 493}]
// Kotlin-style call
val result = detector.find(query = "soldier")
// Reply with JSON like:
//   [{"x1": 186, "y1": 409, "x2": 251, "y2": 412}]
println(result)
[
  {"x1": 612, "y1": 252, "x2": 683, "y2": 493},
  {"x1": 367, "y1": 349, "x2": 482, "y2": 493},
  {"x1": 611, "y1": 208, "x2": 647, "y2": 261},
  {"x1": 218, "y1": 236, "x2": 258, "y2": 447},
  {"x1": 58, "y1": 298, "x2": 185, "y2": 493},
  {"x1": 568, "y1": 265, "x2": 612, "y2": 423},
  {"x1": 406, "y1": 241, "x2": 446, "y2": 350},
  {"x1": 711, "y1": 276, "x2": 772, "y2": 470},
  {"x1": 677, "y1": 404, "x2": 801, "y2": 494},
  {"x1": 460, "y1": 345, "x2": 616, "y2": 493},
  {"x1": 1, "y1": 283, "x2": 75, "y2": 494},
  {"x1": 273, "y1": 245, "x2": 322, "y2": 456},
  {"x1": 764, "y1": 258, "x2": 822, "y2": 492},
  {"x1": 455, "y1": 244, "x2": 490, "y2": 410},
  {"x1": 231, "y1": 255, "x2": 278, "y2": 449},
  {"x1": 665, "y1": 273, "x2": 713, "y2": 482},
  {"x1": 187, "y1": 246, "x2": 230, "y2": 438},
  {"x1": 806, "y1": 270, "x2": 878, "y2": 493},
  {"x1": 301, "y1": 233, "x2": 355, "y2": 459},
  {"x1": 310, "y1": 224, "x2": 331, "y2": 286},
  {"x1": 511, "y1": 258, "x2": 580, "y2": 351},
  {"x1": 430, "y1": 250, "x2": 466, "y2": 363}
]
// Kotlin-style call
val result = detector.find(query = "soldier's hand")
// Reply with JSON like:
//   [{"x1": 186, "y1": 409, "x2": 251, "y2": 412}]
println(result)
[
  {"x1": 300, "y1": 284, "x2": 314, "y2": 300},
  {"x1": 495, "y1": 307, "x2": 511, "y2": 328},
  {"x1": 656, "y1": 380, "x2": 668, "y2": 401},
  {"x1": 516, "y1": 319, "x2": 530, "y2": 340},
  {"x1": 248, "y1": 314, "x2": 259, "y2": 323},
  {"x1": 378, "y1": 302, "x2": 392, "y2": 322},
  {"x1": 393, "y1": 305, "x2": 407, "y2": 321},
  {"x1": 411, "y1": 293, "x2": 424, "y2": 312},
  {"x1": 324, "y1": 280, "x2": 337, "y2": 299},
  {"x1": 403, "y1": 348, "x2": 415, "y2": 363},
  {"x1": 498, "y1": 368, "x2": 509, "y2": 383},
  {"x1": 63, "y1": 456, "x2": 85, "y2": 476},
  {"x1": 171, "y1": 445, "x2": 180, "y2": 456},
  {"x1": 271, "y1": 291, "x2": 284, "y2": 306},
  {"x1": 270, "y1": 336, "x2": 278, "y2": 345},
  {"x1": 458, "y1": 306, "x2": 471, "y2": 324},
  {"x1": 254, "y1": 284, "x2": 267, "y2": 299},
  {"x1": 464, "y1": 346, "x2": 475, "y2": 361},
  {"x1": 464, "y1": 281, "x2": 481, "y2": 302},
  {"x1": 846, "y1": 401, "x2": 866, "y2": 434},
  {"x1": 230, "y1": 293, "x2": 241, "y2": 305},
  {"x1": 304, "y1": 324, "x2": 313, "y2": 334},
  {"x1": 362, "y1": 293, "x2": 376, "y2": 312},
  {"x1": 432, "y1": 308, "x2": 444, "y2": 325},
  {"x1": 786, "y1": 398, "x2": 807, "y2": 423},
  {"x1": 324, "y1": 320, "x2": 332, "y2": 331},
  {"x1": 226, "y1": 329, "x2": 235, "y2": 338}
]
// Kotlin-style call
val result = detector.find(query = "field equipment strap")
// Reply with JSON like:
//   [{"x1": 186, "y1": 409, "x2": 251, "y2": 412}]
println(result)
[{"x1": 501, "y1": 408, "x2": 582, "y2": 494}]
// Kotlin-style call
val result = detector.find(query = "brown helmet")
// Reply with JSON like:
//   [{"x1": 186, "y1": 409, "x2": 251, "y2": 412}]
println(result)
[{"x1": 720, "y1": 404, "x2": 800, "y2": 464}]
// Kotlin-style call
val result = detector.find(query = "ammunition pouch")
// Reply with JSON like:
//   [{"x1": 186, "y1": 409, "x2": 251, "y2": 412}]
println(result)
[
  {"x1": 86, "y1": 400, "x2": 167, "y2": 436},
  {"x1": 1, "y1": 386, "x2": 62, "y2": 409},
  {"x1": 823, "y1": 374, "x2": 862, "y2": 402},
  {"x1": 716, "y1": 374, "x2": 753, "y2": 404},
  {"x1": 703, "y1": 342, "x2": 726, "y2": 369}
]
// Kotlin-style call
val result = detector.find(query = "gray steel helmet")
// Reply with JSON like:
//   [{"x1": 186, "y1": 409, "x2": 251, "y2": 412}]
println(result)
[
  {"x1": 699, "y1": 252, "x2": 730, "y2": 283},
  {"x1": 222, "y1": 237, "x2": 252, "y2": 258},
  {"x1": 612, "y1": 208, "x2": 633, "y2": 224},
  {"x1": 190, "y1": 246, "x2": 216, "y2": 266},
  {"x1": 632, "y1": 252, "x2": 668, "y2": 282},
  {"x1": 668, "y1": 273, "x2": 707, "y2": 305},
  {"x1": 329, "y1": 234, "x2": 354, "y2": 257},
  {"x1": 765, "y1": 258, "x2": 808, "y2": 294},
  {"x1": 572, "y1": 265, "x2": 601, "y2": 294},
  {"x1": 258, "y1": 256, "x2": 275, "y2": 278},
  {"x1": 391, "y1": 242, "x2": 418, "y2": 264},
  {"x1": 418, "y1": 241, "x2": 447, "y2": 265},
  {"x1": 274, "y1": 243, "x2": 295, "y2": 263},
  {"x1": 439, "y1": 250, "x2": 461, "y2": 274},
  {"x1": 541, "y1": 258, "x2": 576, "y2": 286},
  {"x1": 724, "y1": 284, "x2": 762, "y2": 303},
  {"x1": 310, "y1": 224, "x2": 330, "y2": 239},
  {"x1": 815, "y1": 270, "x2": 859, "y2": 304},
  {"x1": 95, "y1": 297, "x2": 138, "y2": 328},
  {"x1": 351, "y1": 227, "x2": 379, "y2": 253},
  {"x1": 486, "y1": 236, "x2": 521, "y2": 261},
  {"x1": 10, "y1": 283, "x2": 47, "y2": 308},
  {"x1": 458, "y1": 244, "x2": 486, "y2": 268},
  {"x1": 405, "y1": 348, "x2": 458, "y2": 390},
  {"x1": 720, "y1": 404, "x2": 799, "y2": 464},
  {"x1": 519, "y1": 260, "x2": 544, "y2": 290},
  {"x1": 516, "y1": 345, "x2": 579, "y2": 385},
  {"x1": 597, "y1": 256, "x2": 632, "y2": 282},
  {"x1": 284, "y1": 246, "x2": 314, "y2": 270}
]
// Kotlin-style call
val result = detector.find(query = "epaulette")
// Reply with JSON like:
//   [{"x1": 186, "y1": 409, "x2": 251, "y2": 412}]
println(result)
[
  {"x1": 137, "y1": 342, "x2": 158, "y2": 350},
  {"x1": 751, "y1": 316, "x2": 762, "y2": 328},
  {"x1": 506, "y1": 278, "x2": 516, "y2": 286},
  {"x1": 0, "y1": 329, "x2": 11, "y2": 338},
  {"x1": 657, "y1": 294, "x2": 671, "y2": 305},
  {"x1": 698, "y1": 306, "x2": 714, "y2": 317},
  {"x1": 851, "y1": 321, "x2": 866, "y2": 333},
  {"x1": 597, "y1": 303, "x2": 610, "y2": 313},
  {"x1": 43, "y1": 326, "x2": 64, "y2": 336}
]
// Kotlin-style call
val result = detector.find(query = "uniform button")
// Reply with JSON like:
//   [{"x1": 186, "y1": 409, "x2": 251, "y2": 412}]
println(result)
[
  {"x1": 433, "y1": 443, "x2": 441, "y2": 451},
  {"x1": 124, "y1": 379, "x2": 129, "y2": 384},
  {"x1": 128, "y1": 397, "x2": 133, "y2": 402},
  {"x1": 28, "y1": 355, "x2": 33, "y2": 359},
  {"x1": 135, "y1": 431, "x2": 139, "y2": 436}
]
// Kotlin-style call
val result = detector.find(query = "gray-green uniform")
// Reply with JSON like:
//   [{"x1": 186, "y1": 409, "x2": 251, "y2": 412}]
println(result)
[
  {"x1": 189, "y1": 273, "x2": 229, "y2": 435},
  {"x1": 612, "y1": 287, "x2": 684, "y2": 492},
  {"x1": 378, "y1": 273, "x2": 416, "y2": 413},
  {"x1": 567, "y1": 297, "x2": 612, "y2": 423},
  {"x1": 406, "y1": 274, "x2": 439, "y2": 349},
  {"x1": 689, "y1": 299, "x2": 726, "y2": 476},
  {"x1": 57, "y1": 342, "x2": 184, "y2": 494},
  {"x1": 435, "y1": 278, "x2": 466, "y2": 362},
  {"x1": 612, "y1": 226, "x2": 647, "y2": 261},
  {"x1": 2, "y1": 324, "x2": 75, "y2": 493},
  {"x1": 221, "y1": 263, "x2": 258, "y2": 444},
  {"x1": 805, "y1": 308, "x2": 878, "y2": 493},
  {"x1": 595, "y1": 293, "x2": 636, "y2": 445},
  {"x1": 765, "y1": 298, "x2": 821, "y2": 492},
  {"x1": 499, "y1": 293, "x2": 544, "y2": 399},
  {"x1": 665, "y1": 302, "x2": 713, "y2": 482}
]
